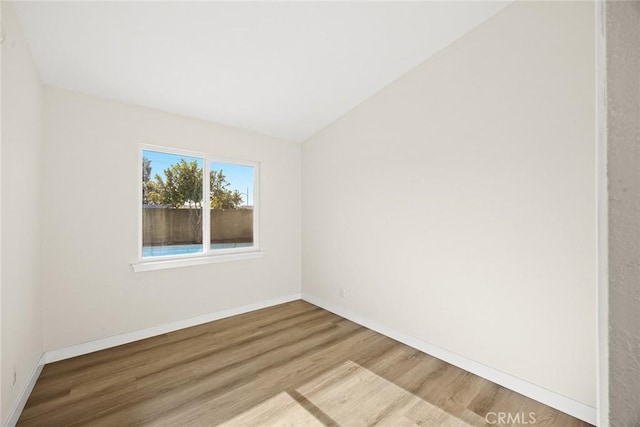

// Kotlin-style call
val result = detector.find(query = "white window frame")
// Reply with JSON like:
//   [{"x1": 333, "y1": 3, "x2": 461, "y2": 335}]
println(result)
[{"x1": 132, "y1": 144, "x2": 262, "y2": 272}]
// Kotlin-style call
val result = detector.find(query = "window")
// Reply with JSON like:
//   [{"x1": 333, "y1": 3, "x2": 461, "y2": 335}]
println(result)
[{"x1": 134, "y1": 145, "x2": 260, "y2": 271}]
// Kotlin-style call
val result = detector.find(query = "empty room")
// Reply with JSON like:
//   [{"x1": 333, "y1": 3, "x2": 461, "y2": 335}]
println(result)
[{"x1": 2, "y1": 0, "x2": 639, "y2": 426}]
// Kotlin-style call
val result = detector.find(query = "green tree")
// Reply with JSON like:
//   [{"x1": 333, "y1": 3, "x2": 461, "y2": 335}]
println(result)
[
  {"x1": 210, "y1": 170, "x2": 244, "y2": 209},
  {"x1": 141, "y1": 157, "x2": 156, "y2": 205},
  {"x1": 142, "y1": 157, "x2": 152, "y2": 182},
  {"x1": 143, "y1": 159, "x2": 244, "y2": 209},
  {"x1": 150, "y1": 160, "x2": 203, "y2": 209}
]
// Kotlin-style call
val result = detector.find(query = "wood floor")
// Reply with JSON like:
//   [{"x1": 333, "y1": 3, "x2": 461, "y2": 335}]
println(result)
[{"x1": 18, "y1": 301, "x2": 592, "y2": 426}]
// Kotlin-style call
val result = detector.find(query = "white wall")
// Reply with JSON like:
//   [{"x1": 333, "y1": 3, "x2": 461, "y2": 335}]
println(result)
[
  {"x1": 42, "y1": 87, "x2": 301, "y2": 351},
  {"x1": 1, "y1": 2, "x2": 44, "y2": 423},
  {"x1": 302, "y1": 1, "x2": 596, "y2": 408}
]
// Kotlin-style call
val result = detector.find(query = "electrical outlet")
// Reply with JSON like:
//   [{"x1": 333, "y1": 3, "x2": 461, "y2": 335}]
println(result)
[
  {"x1": 340, "y1": 288, "x2": 346, "y2": 298},
  {"x1": 11, "y1": 366, "x2": 17, "y2": 387}
]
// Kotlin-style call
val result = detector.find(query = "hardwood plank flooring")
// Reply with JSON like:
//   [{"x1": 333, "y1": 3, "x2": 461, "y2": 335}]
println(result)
[{"x1": 18, "y1": 301, "x2": 592, "y2": 426}]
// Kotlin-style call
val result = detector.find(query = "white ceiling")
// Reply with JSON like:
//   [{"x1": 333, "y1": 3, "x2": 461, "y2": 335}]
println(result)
[{"x1": 14, "y1": 1, "x2": 508, "y2": 143}]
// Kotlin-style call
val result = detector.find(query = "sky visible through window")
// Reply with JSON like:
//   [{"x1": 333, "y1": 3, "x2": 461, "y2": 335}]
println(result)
[{"x1": 143, "y1": 150, "x2": 255, "y2": 206}]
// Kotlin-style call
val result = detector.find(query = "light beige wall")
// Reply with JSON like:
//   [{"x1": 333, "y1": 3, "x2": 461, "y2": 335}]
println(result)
[
  {"x1": 302, "y1": 1, "x2": 596, "y2": 407},
  {"x1": 42, "y1": 87, "x2": 301, "y2": 351},
  {"x1": 1, "y1": 2, "x2": 44, "y2": 423},
  {"x1": 607, "y1": 1, "x2": 640, "y2": 425}
]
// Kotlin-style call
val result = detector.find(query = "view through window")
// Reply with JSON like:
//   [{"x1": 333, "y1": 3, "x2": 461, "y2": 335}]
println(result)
[{"x1": 141, "y1": 148, "x2": 256, "y2": 259}]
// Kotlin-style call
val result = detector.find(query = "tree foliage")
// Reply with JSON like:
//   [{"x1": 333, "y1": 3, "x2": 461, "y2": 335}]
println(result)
[
  {"x1": 142, "y1": 157, "x2": 244, "y2": 209},
  {"x1": 142, "y1": 157, "x2": 154, "y2": 205},
  {"x1": 210, "y1": 170, "x2": 245, "y2": 209},
  {"x1": 150, "y1": 160, "x2": 203, "y2": 209}
]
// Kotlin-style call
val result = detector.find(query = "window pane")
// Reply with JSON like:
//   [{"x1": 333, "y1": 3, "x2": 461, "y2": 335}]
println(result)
[
  {"x1": 209, "y1": 161, "x2": 254, "y2": 250},
  {"x1": 142, "y1": 150, "x2": 204, "y2": 258}
]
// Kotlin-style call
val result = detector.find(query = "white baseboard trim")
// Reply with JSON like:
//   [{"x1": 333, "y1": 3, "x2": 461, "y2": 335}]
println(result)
[
  {"x1": 43, "y1": 293, "x2": 302, "y2": 364},
  {"x1": 301, "y1": 293, "x2": 597, "y2": 426},
  {"x1": 7, "y1": 292, "x2": 596, "y2": 426},
  {"x1": 5, "y1": 293, "x2": 301, "y2": 426},
  {"x1": 4, "y1": 355, "x2": 45, "y2": 427}
]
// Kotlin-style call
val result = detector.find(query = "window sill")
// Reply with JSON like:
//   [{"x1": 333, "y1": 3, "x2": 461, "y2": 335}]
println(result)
[{"x1": 131, "y1": 250, "x2": 264, "y2": 272}]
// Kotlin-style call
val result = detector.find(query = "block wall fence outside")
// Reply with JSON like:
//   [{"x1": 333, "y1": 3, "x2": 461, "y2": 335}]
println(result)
[{"x1": 142, "y1": 208, "x2": 253, "y2": 245}]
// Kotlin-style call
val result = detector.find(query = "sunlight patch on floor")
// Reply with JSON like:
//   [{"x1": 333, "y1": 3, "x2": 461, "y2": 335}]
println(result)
[
  {"x1": 221, "y1": 360, "x2": 472, "y2": 426},
  {"x1": 296, "y1": 360, "x2": 472, "y2": 426},
  {"x1": 219, "y1": 391, "x2": 324, "y2": 427}
]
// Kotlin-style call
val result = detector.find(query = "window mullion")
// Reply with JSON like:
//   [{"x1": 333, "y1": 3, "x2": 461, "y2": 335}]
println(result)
[{"x1": 203, "y1": 157, "x2": 210, "y2": 255}]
